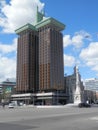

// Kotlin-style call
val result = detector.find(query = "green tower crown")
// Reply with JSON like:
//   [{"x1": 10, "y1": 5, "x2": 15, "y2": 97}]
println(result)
[
  {"x1": 15, "y1": 6, "x2": 65, "y2": 34},
  {"x1": 36, "y1": 6, "x2": 44, "y2": 23}
]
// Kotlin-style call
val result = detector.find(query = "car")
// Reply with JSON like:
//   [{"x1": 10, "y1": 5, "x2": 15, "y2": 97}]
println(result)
[
  {"x1": 8, "y1": 103, "x2": 14, "y2": 108},
  {"x1": 78, "y1": 103, "x2": 91, "y2": 108},
  {"x1": 95, "y1": 100, "x2": 98, "y2": 104}
]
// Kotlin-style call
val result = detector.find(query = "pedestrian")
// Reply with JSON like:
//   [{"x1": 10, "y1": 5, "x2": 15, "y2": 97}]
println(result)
[{"x1": 2, "y1": 103, "x2": 5, "y2": 109}]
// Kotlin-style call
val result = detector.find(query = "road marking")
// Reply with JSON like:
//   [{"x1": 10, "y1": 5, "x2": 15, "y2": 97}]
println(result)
[{"x1": 90, "y1": 117, "x2": 98, "y2": 121}]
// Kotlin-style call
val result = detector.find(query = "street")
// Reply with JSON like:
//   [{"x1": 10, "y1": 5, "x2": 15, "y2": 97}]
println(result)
[{"x1": 0, "y1": 106, "x2": 98, "y2": 130}]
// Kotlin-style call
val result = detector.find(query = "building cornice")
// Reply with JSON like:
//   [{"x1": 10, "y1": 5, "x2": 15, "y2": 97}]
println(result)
[
  {"x1": 15, "y1": 23, "x2": 37, "y2": 34},
  {"x1": 35, "y1": 17, "x2": 65, "y2": 31}
]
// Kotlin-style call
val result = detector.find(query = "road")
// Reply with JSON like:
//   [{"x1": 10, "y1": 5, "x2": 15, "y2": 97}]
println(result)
[{"x1": 0, "y1": 106, "x2": 98, "y2": 130}]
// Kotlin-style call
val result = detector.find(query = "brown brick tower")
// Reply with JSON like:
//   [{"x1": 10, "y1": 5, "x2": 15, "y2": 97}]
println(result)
[
  {"x1": 16, "y1": 24, "x2": 39, "y2": 93},
  {"x1": 35, "y1": 8, "x2": 65, "y2": 92},
  {"x1": 15, "y1": 8, "x2": 65, "y2": 96},
  {"x1": 37, "y1": 20, "x2": 65, "y2": 92}
]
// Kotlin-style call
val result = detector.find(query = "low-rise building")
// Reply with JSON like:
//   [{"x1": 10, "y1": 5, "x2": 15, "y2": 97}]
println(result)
[
  {"x1": 83, "y1": 78, "x2": 98, "y2": 91},
  {"x1": 83, "y1": 90, "x2": 96, "y2": 103},
  {"x1": 0, "y1": 79, "x2": 16, "y2": 103},
  {"x1": 11, "y1": 92, "x2": 66, "y2": 105},
  {"x1": 83, "y1": 78, "x2": 98, "y2": 103}
]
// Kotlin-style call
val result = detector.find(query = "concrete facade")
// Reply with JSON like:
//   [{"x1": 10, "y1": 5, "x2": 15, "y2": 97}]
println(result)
[{"x1": 84, "y1": 78, "x2": 98, "y2": 91}]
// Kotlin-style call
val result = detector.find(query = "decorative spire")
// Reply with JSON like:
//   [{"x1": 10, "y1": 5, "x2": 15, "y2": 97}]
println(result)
[
  {"x1": 36, "y1": 6, "x2": 44, "y2": 23},
  {"x1": 74, "y1": 65, "x2": 78, "y2": 75},
  {"x1": 37, "y1": 6, "x2": 38, "y2": 13}
]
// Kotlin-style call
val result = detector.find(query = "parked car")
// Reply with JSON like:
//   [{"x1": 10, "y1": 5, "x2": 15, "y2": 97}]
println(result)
[
  {"x1": 78, "y1": 103, "x2": 91, "y2": 108},
  {"x1": 8, "y1": 103, "x2": 14, "y2": 108},
  {"x1": 95, "y1": 100, "x2": 98, "y2": 104}
]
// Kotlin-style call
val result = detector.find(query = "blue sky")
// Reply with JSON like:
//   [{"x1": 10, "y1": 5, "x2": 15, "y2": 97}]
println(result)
[{"x1": 0, "y1": 0, "x2": 98, "y2": 82}]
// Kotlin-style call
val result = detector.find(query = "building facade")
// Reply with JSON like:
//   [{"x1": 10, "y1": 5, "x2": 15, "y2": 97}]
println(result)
[
  {"x1": 83, "y1": 78, "x2": 98, "y2": 103},
  {"x1": 84, "y1": 78, "x2": 98, "y2": 91},
  {"x1": 83, "y1": 90, "x2": 96, "y2": 104},
  {"x1": 37, "y1": 18, "x2": 64, "y2": 92},
  {"x1": 0, "y1": 79, "x2": 16, "y2": 103},
  {"x1": 14, "y1": 8, "x2": 65, "y2": 105},
  {"x1": 16, "y1": 25, "x2": 39, "y2": 94}
]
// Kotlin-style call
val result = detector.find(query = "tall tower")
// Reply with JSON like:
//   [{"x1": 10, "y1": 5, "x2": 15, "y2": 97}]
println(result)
[
  {"x1": 15, "y1": 24, "x2": 39, "y2": 93},
  {"x1": 35, "y1": 9, "x2": 65, "y2": 92},
  {"x1": 15, "y1": 7, "x2": 65, "y2": 94}
]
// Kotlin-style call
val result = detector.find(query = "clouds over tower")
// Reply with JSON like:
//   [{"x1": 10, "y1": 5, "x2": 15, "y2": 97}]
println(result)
[{"x1": 0, "y1": 0, "x2": 44, "y2": 33}]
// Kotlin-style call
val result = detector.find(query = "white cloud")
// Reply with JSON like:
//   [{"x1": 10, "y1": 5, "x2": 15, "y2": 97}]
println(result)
[
  {"x1": 0, "y1": 55, "x2": 16, "y2": 82},
  {"x1": 80, "y1": 42, "x2": 98, "y2": 72},
  {"x1": 0, "y1": 0, "x2": 6, "y2": 8},
  {"x1": 75, "y1": 30, "x2": 92, "y2": 40},
  {"x1": 0, "y1": 38, "x2": 17, "y2": 54},
  {"x1": 0, "y1": 0, "x2": 44, "y2": 33},
  {"x1": 72, "y1": 35, "x2": 83, "y2": 48},
  {"x1": 63, "y1": 30, "x2": 91, "y2": 49},
  {"x1": 0, "y1": 38, "x2": 17, "y2": 82},
  {"x1": 64, "y1": 54, "x2": 75, "y2": 67},
  {"x1": 63, "y1": 35, "x2": 72, "y2": 47}
]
